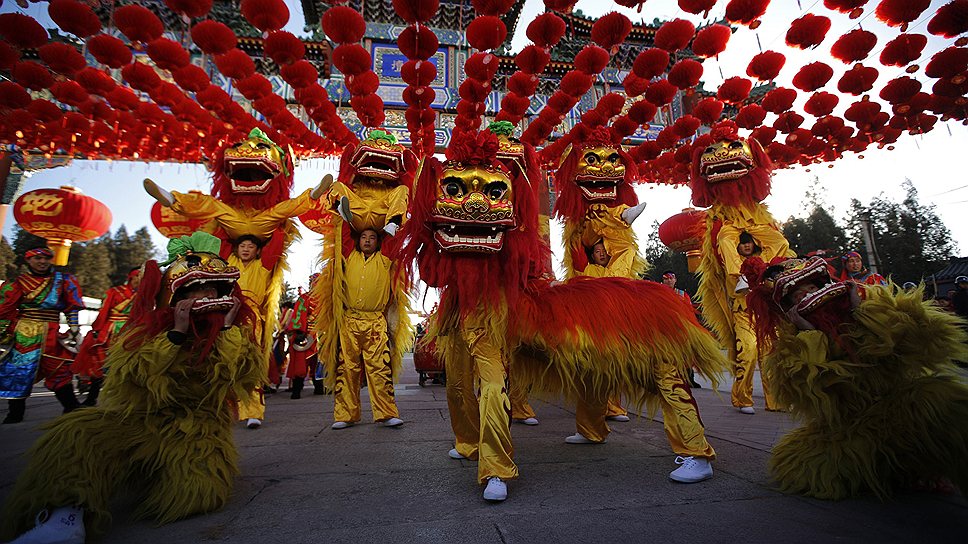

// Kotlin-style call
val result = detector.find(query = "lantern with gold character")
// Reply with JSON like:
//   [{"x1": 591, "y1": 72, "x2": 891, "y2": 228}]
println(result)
[{"x1": 13, "y1": 186, "x2": 112, "y2": 266}]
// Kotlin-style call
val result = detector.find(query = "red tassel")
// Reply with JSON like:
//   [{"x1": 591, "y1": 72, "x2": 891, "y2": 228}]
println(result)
[
  {"x1": 925, "y1": 46, "x2": 968, "y2": 79},
  {"x1": 591, "y1": 12, "x2": 632, "y2": 50},
  {"x1": 332, "y1": 44, "x2": 372, "y2": 77},
  {"x1": 191, "y1": 21, "x2": 238, "y2": 56},
  {"x1": 734, "y1": 103, "x2": 767, "y2": 128},
  {"x1": 679, "y1": 0, "x2": 717, "y2": 16},
  {"x1": 398, "y1": 25, "x2": 440, "y2": 61},
  {"x1": 38, "y1": 43, "x2": 85, "y2": 76},
  {"x1": 830, "y1": 29, "x2": 877, "y2": 63},
  {"x1": 691, "y1": 97, "x2": 724, "y2": 124},
  {"x1": 48, "y1": 0, "x2": 102, "y2": 38},
  {"x1": 747, "y1": 50, "x2": 786, "y2": 81},
  {"x1": 803, "y1": 91, "x2": 839, "y2": 116},
  {"x1": 879, "y1": 76, "x2": 922, "y2": 104},
  {"x1": 574, "y1": 45, "x2": 610, "y2": 74},
  {"x1": 13, "y1": 61, "x2": 53, "y2": 91},
  {"x1": 786, "y1": 14, "x2": 831, "y2": 50},
  {"x1": 761, "y1": 87, "x2": 797, "y2": 113},
  {"x1": 0, "y1": 13, "x2": 49, "y2": 49},
  {"x1": 281, "y1": 60, "x2": 318, "y2": 89},
  {"x1": 0, "y1": 82, "x2": 30, "y2": 110},
  {"x1": 466, "y1": 16, "x2": 508, "y2": 51},
  {"x1": 214, "y1": 49, "x2": 256, "y2": 80},
  {"x1": 113, "y1": 5, "x2": 164, "y2": 43},
  {"x1": 629, "y1": 100, "x2": 659, "y2": 124},
  {"x1": 691, "y1": 24, "x2": 732, "y2": 58},
  {"x1": 792, "y1": 62, "x2": 834, "y2": 92},
  {"x1": 146, "y1": 38, "x2": 190, "y2": 72},
  {"x1": 725, "y1": 0, "x2": 770, "y2": 28},
  {"x1": 668, "y1": 59, "x2": 703, "y2": 89},
  {"x1": 837, "y1": 64, "x2": 879, "y2": 95},
  {"x1": 875, "y1": 0, "x2": 931, "y2": 30},
  {"x1": 515, "y1": 45, "x2": 551, "y2": 74},
  {"x1": 880, "y1": 33, "x2": 928, "y2": 68},
  {"x1": 241, "y1": 0, "x2": 290, "y2": 33},
  {"x1": 718, "y1": 76, "x2": 753, "y2": 104},
  {"x1": 928, "y1": 0, "x2": 968, "y2": 39},
  {"x1": 264, "y1": 31, "x2": 305, "y2": 65},
  {"x1": 646, "y1": 79, "x2": 678, "y2": 106},
  {"x1": 322, "y1": 6, "x2": 366, "y2": 45},
  {"x1": 655, "y1": 19, "x2": 696, "y2": 53},
  {"x1": 393, "y1": 0, "x2": 440, "y2": 23},
  {"x1": 527, "y1": 12, "x2": 566, "y2": 48},
  {"x1": 633, "y1": 48, "x2": 670, "y2": 80}
]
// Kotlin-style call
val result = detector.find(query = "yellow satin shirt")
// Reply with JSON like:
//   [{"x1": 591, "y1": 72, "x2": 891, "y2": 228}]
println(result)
[{"x1": 343, "y1": 250, "x2": 392, "y2": 313}]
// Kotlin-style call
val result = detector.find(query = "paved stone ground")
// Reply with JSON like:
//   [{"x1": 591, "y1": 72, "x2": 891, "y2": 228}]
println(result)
[{"x1": 1, "y1": 358, "x2": 965, "y2": 543}]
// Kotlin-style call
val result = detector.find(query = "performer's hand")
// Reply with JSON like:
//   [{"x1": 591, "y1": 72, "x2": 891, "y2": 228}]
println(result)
[
  {"x1": 223, "y1": 296, "x2": 242, "y2": 329},
  {"x1": 785, "y1": 307, "x2": 814, "y2": 330},
  {"x1": 846, "y1": 281, "x2": 862, "y2": 310},
  {"x1": 173, "y1": 298, "x2": 193, "y2": 333}
]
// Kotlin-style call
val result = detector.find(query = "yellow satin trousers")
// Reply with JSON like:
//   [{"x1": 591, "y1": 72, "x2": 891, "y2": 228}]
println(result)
[
  {"x1": 333, "y1": 314, "x2": 399, "y2": 423},
  {"x1": 729, "y1": 310, "x2": 778, "y2": 410}
]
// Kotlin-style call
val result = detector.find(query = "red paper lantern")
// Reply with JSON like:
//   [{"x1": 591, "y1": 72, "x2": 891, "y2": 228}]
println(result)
[
  {"x1": 48, "y1": 0, "x2": 102, "y2": 38},
  {"x1": 658, "y1": 208, "x2": 706, "y2": 272},
  {"x1": 151, "y1": 199, "x2": 207, "y2": 238},
  {"x1": 241, "y1": 0, "x2": 290, "y2": 33},
  {"x1": 591, "y1": 12, "x2": 632, "y2": 50},
  {"x1": 633, "y1": 48, "x2": 671, "y2": 80},
  {"x1": 691, "y1": 24, "x2": 732, "y2": 58},
  {"x1": 830, "y1": 29, "x2": 877, "y2": 63},
  {"x1": 654, "y1": 19, "x2": 696, "y2": 53},
  {"x1": 527, "y1": 12, "x2": 566, "y2": 48},
  {"x1": 87, "y1": 35, "x2": 133, "y2": 69},
  {"x1": 725, "y1": 0, "x2": 770, "y2": 29},
  {"x1": 786, "y1": 14, "x2": 832, "y2": 49},
  {"x1": 879, "y1": 33, "x2": 928, "y2": 67},
  {"x1": 928, "y1": 0, "x2": 968, "y2": 39},
  {"x1": 13, "y1": 186, "x2": 112, "y2": 266},
  {"x1": 747, "y1": 50, "x2": 786, "y2": 81},
  {"x1": 0, "y1": 13, "x2": 49, "y2": 49},
  {"x1": 875, "y1": 0, "x2": 931, "y2": 31},
  {"x1": 191, "y1": 20, "x2": 238, "y2": 55},
  {"x1": 113, "y1": 5, "x2": 164, "y2": 44}
]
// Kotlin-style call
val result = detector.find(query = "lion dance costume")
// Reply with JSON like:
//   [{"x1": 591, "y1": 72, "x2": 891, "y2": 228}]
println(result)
[
  {"x1": 690, "y1": 121, "x2": 794, "y2": 412},
  {"x1": 312, "y1": 130, "x2": 413, "y2": 426},
  {"x1": 401, "y1": 127, "x2": 728, "y2": 501},
  {"x1": 553, "y1": 124, "x2": 651, "y2": 435},
  {"x1": 1, "y1": 232, "x2": 264, "y2": 543},
  {"x1": 742, "y1": 256, "x2": 968, "y2": 499},
  {"x1": 145, "y1": 128, "x2": 323, "y2": 425}
]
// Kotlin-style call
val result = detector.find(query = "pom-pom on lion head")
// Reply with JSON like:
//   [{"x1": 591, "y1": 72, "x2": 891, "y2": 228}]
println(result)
[
  {"x1": 690, "y1": 120, "x2": 773, "y2": 209},
  {"x1": 553, "y1": 125, "x2": 639, "y2": 221},
  {"x1": 400, "y1": 127, "x2": 545, "y2": 314},
  {"x1": 212, "y1": 128, "x2": 295, "y2": 210}
]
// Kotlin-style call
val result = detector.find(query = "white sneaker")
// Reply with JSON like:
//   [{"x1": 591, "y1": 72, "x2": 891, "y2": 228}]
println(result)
[
  {"x1": 607, "y1": 414, "x2": 631, "y2": 422},
  {"x1": 331, "y1": 421, "x2": 353, "y2": 429},
  {"x1": 669, "y1": 456, "x2": 713, "y2": 483},
  {"x1": 448, "y1": 448, "x2": 467, "y2": 460},
  {"x1": 383, "y1": 222, "x2": 399, "y2": 236},
  {"x1": 513, "y1": 417, "x2": 539, "y2": 426},
  {"x1": 739, "y1": 406, "x2": 755, "y2": 415},
  {"x1": 482, "y1": 477, "x2": 507, "y2": 501},
  {"x1": 9, "y1": 506, "x2": 85, "y2": 544},
  {"x1": 621, "y1": 201, "x2": 647, "y2": 225},
  {"x1": 565, "y1": 433, "x2": 604, "y2": 444},
  {"x1": 245, "y1": 418, "x2": 262, "y2": 429},
  {"x1": 337, "y1": 196, "x2": 352, "y2": 223},
  {"x1": 383, "y1": 417, "x2": 404, "y2": 427}
]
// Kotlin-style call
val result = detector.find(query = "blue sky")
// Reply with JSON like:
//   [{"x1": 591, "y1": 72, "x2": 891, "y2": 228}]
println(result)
[{"x1": 2, "y1": 0, "x2": 966, "y2": 291}]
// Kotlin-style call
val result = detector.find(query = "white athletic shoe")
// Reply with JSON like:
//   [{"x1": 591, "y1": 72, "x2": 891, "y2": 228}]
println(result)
[
  {"x1": 739, "y1": 406, "x2": 755, "y2": 415},
  {"x1": 669, "y1": 456, "x2": 713, "y2": 483},
  {"x1": 513, "y1": 417, "x2": 539, "y2": 426},
  {"x1": 383, "y1": 222, "x2": 399, "y2": 236},
  {"x1": 621, "y1": 201, "x2": 648, "y2": 225},
  {"x1": 383, "y1": 417, "x2": 404, "y2": 427},
  {"x1": 565, "y1": 433, "x2": 604, "y2": 444},
  {"x1": 245, "y1": 418, "x2": 262, "y2": 429},
  {"x1": 8, "y1": 506, "x2": 85, "y2": 544},
  {"x1": 483, "y1": 477, "x2": 507, "y2": 501},
  {"x1": 337, "y1": 196, "x2": 352, "y2": 223},
  {"x1": 448, "y1": 448, "x2": 467, "y2": 460},
  {"x1": 607, "y1": 414, "x2": 631, "y2": 422},
  {"x1": 331, "y1": 421, "x2": 353, "y2": 429}
]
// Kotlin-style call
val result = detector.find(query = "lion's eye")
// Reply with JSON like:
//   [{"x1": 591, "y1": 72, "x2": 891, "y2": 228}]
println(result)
[
  {"x1": 729, "y1": 141, "x2": 744, "y2": 149},
  {"x1": 705, "y1": 146, "x2": 715, "y2": 153},
  {"x1": 485, "y1": 182, "x2": 507, "y2": 201},
  {"x1": 256, "y1": 142, "x2": 271, "y2": 149},
  {"x1": 584, "y1": 153, "x2": 598, "y2": 164},
  {"x1": 442, "y1": 178, "x2": 465, "y2": 198}
]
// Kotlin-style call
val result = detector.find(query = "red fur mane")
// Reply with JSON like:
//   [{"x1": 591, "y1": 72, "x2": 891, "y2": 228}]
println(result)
[
  {"x1": 689, "y1": 136, "x2": 773, "y2": 209},
  {"x1": 211, "y1": 139, "x2": 295, "y2": 210},
  {"x1": 552, "y1": 140, "x2": 639, "y2": 222}
]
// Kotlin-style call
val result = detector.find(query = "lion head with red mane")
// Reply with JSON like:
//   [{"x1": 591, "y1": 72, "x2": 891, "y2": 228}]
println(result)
[
  {"x1": 400, "y1": 126, "x2": 545, "y2": 315},
  {"x1": 553, "y1": 125, "x2": 639, "y2": 221},
  {"x1": 211, "y1": 128, "x2": 295, "y2": 210},
  {"x1": 690, "y1": 121, "x2": 773, "y2": 209},
  {"x1": 336, "y1": 129, "x2": 416, "y2": 191}
]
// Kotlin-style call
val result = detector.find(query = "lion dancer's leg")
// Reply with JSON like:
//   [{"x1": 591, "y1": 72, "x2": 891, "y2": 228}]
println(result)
[
  {"x1": 358, "y1": 314, "x2": 401, "y2": 425},
  {"x1": 509, "y1": 378, "x2": 538, "y2": 425},
  {"x1": 444, "y1": 337, "x2": 480, "y2": 460},
  {"x1": 657, "y1": 360, "x2": 716, "y2": 483},
  {"x1": 605, "y1": 394, "x2": 629, "y2": 421},
  {"x1": 382, "y1": 185, "x2": 409, "y2": 236},
  {"x1": 462, "y1": 326, "x2": 516, "y2": 501},
  {"x1": 332, "y1": 317, "x2": 364, "y2": 428},
  {"x1": 239, "y1": 317, "x2": 267, "y2": 428},
  {"x1": 571, "y1": 382, "x2": 611, "y2": 444},
  {"x1": 730, "y1": 310, "x2": 762, "y2": 413}
]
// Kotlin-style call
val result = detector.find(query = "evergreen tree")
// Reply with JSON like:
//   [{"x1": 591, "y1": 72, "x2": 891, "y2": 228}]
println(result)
[
  {"x1": 642, "y1": 221, "x2": 698, "y2": 294},
  {"x1": 11, "y1": 225, "x2": 47, "y2": 256},
  {"x1": 108, "y1": 225, "x2": 156, "y2": 285},
  {"x1": 73, "y1": 237, "x2": 113, "y2": 298},
  {"x1": 782, "y1": 176, "x2": 848, "y2": 258},
  {"x1": 279, "y1": 281, "x2": 296, "y2": 307}
]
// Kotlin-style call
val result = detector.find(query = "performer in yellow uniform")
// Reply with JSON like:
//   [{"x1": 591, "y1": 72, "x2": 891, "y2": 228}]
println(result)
[
  {"x1": 331, "y1": 229, "x2": 403, "y2": 429},
  {"x1": 230, "y1": 235, "x2": 273, "y2": 428}
]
